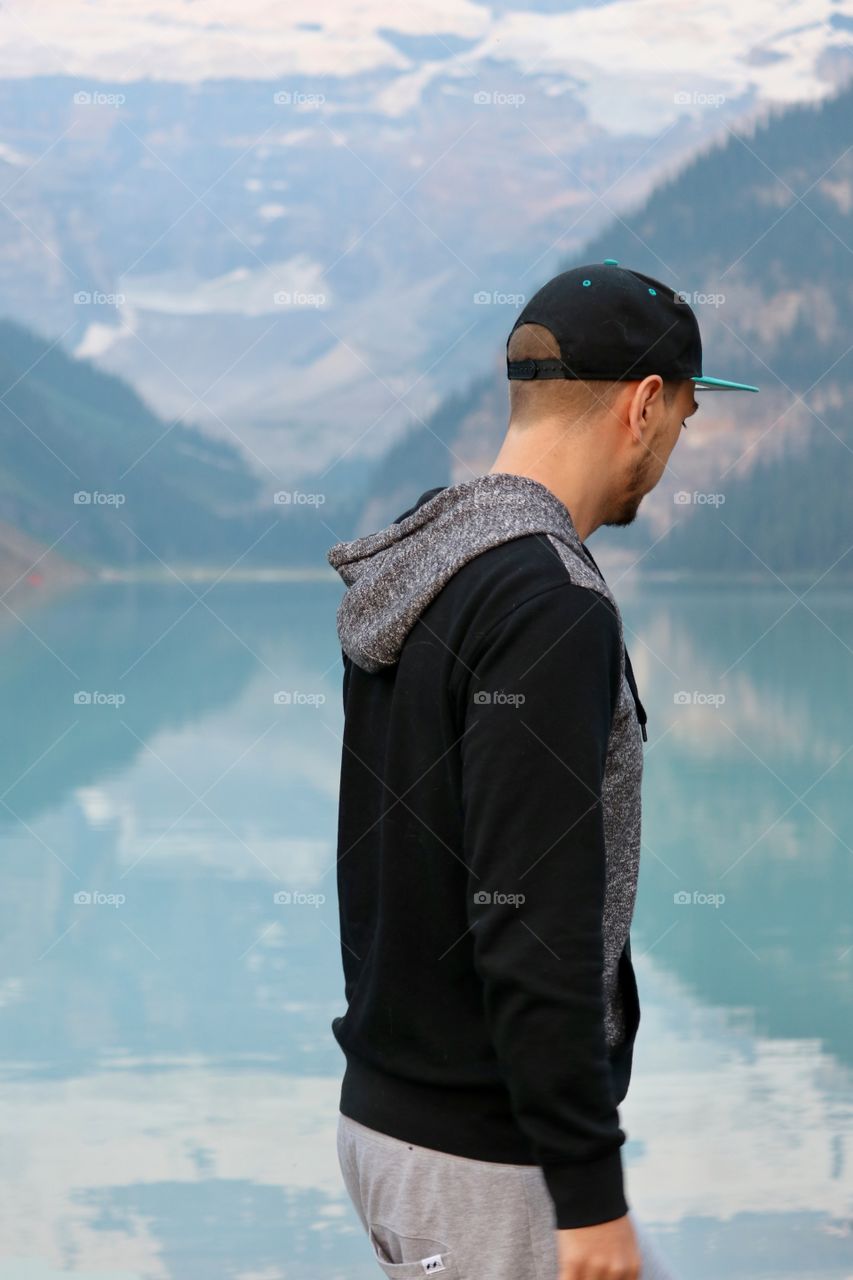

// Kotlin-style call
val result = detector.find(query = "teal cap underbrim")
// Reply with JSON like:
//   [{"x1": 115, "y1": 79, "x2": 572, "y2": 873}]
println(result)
[{"x1": 693, "y1": 374, "x2": 760, "y2": 392}]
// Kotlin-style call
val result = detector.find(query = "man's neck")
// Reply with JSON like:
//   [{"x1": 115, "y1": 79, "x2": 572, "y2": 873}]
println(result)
[{"x1": 486, "y1": 457, "x2": 605, "y2": 543}]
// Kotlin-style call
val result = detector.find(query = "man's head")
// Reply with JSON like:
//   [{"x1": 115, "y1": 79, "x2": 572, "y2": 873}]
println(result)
[
  {"x1": 493, "y1": 261, "x2": 757, "y2": 538},
  {"x1": 506, "y1": 320, "x2": 698, "y2": 528}
]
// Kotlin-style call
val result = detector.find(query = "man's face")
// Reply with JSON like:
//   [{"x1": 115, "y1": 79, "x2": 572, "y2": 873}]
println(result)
[{"x1": 606, "y1": 380, "x2": 698, "y2": 527}]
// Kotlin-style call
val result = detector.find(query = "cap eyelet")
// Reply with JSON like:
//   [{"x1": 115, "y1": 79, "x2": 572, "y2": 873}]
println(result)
[
  {"x1": 648, "y1": 287, "x2": 657, "y2": 295},
  {"x1": 582, "y1": 279, "x2": 591, "y2": 287}
]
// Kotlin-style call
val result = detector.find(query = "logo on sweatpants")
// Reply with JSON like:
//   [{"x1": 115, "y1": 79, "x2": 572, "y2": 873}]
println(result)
[{"x1": 421, "y1": 1256, "x2": 446, "y2": 1274}]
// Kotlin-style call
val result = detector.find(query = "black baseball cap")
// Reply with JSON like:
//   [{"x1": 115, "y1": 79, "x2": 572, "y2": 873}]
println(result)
[{"x1": 507, "y1": 259, "x2": 759, "y2": 392}]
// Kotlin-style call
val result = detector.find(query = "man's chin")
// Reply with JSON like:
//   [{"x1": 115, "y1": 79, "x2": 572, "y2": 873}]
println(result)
[{"x1": 604, "y1": 495, "x2": 644, "y2": 528}]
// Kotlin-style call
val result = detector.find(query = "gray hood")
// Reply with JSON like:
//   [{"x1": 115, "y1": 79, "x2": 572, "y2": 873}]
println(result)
[{"x1": 326, "y1": 471, "x2": 589, "y2": 674}]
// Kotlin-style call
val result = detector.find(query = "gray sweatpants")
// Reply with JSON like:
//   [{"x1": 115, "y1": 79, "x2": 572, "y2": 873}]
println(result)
[{"x1": 337, "y1": 1112, "x2": 677, "y2": 1280}]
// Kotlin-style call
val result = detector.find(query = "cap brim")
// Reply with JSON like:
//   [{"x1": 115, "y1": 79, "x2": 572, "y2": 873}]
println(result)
[{"x1": 693, "y1": 374, "x2": 760, "y2": 392}]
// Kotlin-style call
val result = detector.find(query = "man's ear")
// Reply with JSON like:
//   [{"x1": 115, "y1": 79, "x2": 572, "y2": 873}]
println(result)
[
  {"x1": 629, "y1": 376, "x2": 666, "y2": 438},
  {"x1": 623, "y1": 378, "x2": 652, "y2": 443}
]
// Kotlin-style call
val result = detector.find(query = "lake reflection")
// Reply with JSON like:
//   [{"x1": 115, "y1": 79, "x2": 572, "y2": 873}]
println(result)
[{"x1": 0, "y1": 579, "x2": 850, "y2": 1278}]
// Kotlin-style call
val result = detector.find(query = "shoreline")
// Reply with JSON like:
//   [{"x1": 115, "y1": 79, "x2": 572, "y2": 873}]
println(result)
[
  {"x1": 96, "y1": 566, "x2": 340, "y2": 583},
  {"x1": 91, "y1": 566, "x2": 853, "y2": 587}
]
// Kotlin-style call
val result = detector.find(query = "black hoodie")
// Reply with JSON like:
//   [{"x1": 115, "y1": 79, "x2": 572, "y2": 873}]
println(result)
[{"x1": 326, "y1": 471, "x2": 646, "y2": 1230}]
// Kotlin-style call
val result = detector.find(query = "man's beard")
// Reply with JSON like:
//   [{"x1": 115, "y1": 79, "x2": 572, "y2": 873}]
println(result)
[{"x1": 604, "y1": 452, "x2": 655, "y2": 528}]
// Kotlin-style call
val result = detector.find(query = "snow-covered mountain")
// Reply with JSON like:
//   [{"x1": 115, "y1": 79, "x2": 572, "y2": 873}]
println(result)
[{"x1": 0, "y1": 0, "x2": 849, "y2": 477}]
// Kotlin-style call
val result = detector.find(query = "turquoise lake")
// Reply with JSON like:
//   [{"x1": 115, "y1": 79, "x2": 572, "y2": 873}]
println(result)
[{"x1": 0, "y1": 578, "x2": 851, "y2": 1279}]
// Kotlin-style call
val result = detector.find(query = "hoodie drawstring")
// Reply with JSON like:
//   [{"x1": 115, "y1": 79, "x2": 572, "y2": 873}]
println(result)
[
  {"x1": 579, "y1": 542, "x2": 649, "y2": 744},
  {"x1": 622, "y1": 647, "x2": 648, "y2": 743}
]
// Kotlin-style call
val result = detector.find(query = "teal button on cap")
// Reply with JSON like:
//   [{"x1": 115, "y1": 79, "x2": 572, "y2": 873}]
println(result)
[{"x1": 603, "y1": 258, "x2": 619, "y2": 265}]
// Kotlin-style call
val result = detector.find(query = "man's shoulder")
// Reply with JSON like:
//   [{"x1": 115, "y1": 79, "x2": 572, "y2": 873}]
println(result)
[{"x1": 434, "y1": 533, "x2": 618, "y2": 646}]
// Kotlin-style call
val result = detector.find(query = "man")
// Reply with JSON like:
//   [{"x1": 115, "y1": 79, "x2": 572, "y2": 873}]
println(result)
[{"x1": 327, "y1": 261, "x2": 759, "y2": 1280}]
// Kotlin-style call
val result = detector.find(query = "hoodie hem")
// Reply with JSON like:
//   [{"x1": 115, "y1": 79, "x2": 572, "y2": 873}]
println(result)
[
  {"x1": 335, "y1": 1038, "x2": 636, "y2": 1169},
  {"x1": 337, "y1": 1046, "x2": 542, "y2": 1167}
]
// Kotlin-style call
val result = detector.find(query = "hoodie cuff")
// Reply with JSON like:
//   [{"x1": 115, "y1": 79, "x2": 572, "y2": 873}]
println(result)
[{"x1": 542, "y1": 1150, "x2": 628, "y2": 1229}]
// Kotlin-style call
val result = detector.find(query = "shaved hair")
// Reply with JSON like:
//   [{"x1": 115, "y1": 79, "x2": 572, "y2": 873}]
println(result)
[{"x1": 507, "y1": 323, "x2": 682, "y2": 427}]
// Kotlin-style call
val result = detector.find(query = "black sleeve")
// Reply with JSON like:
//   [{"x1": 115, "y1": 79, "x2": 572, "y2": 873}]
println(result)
[{"x1": 460, "y1": 581, "x2": 627, "y2": 1230}]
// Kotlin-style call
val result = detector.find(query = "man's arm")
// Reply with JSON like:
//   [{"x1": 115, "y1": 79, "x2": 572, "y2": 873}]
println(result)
[{"x1": 460, "y1": 580, "x2": 626, "y2": 1230}]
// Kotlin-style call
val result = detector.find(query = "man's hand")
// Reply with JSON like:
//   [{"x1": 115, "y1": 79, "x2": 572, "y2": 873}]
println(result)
[{"x1": 556, "y1": 1213, "x2": 641, "y2": 1280}]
